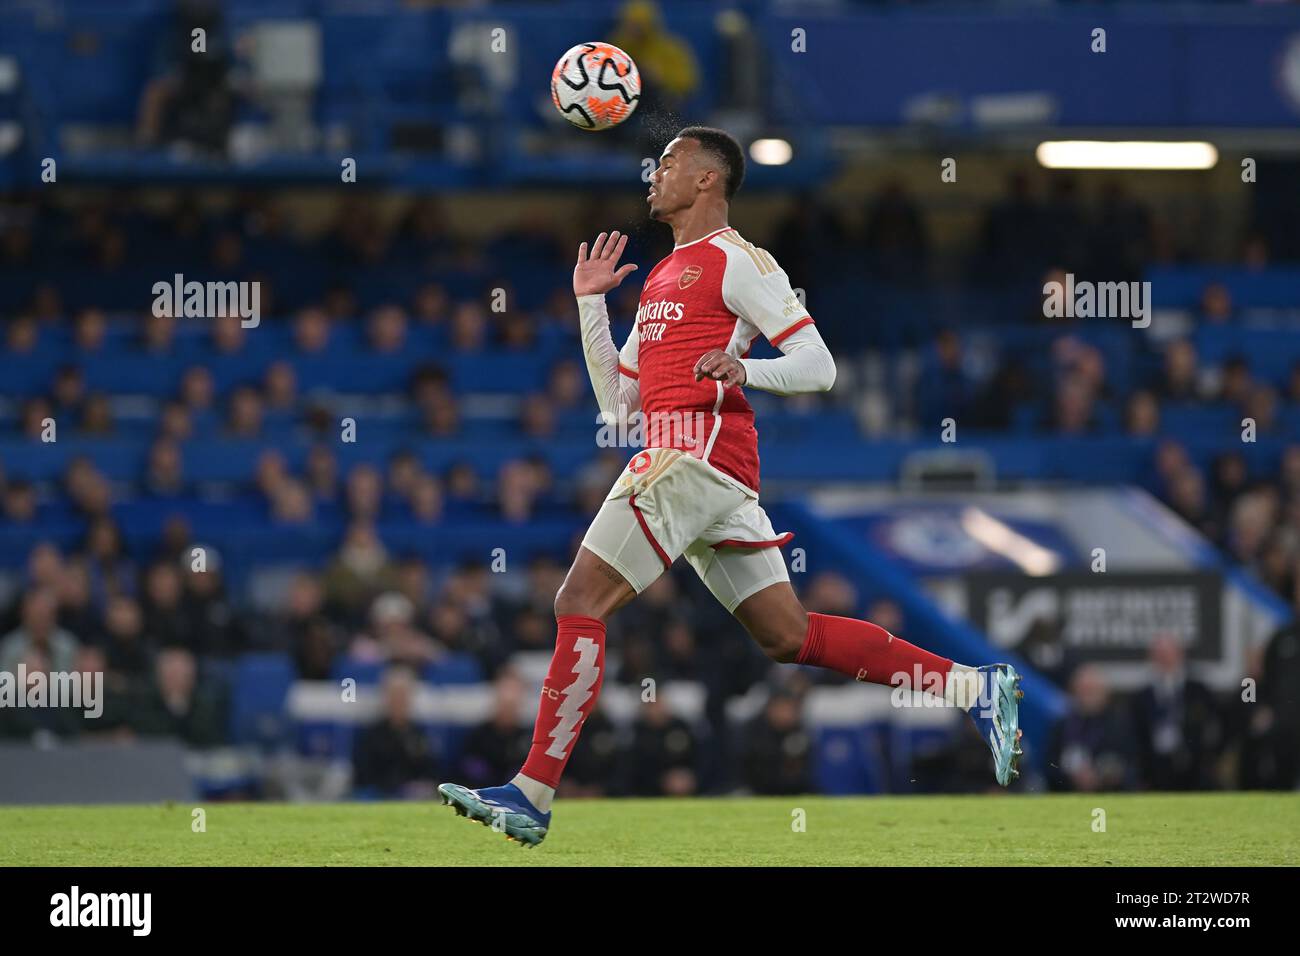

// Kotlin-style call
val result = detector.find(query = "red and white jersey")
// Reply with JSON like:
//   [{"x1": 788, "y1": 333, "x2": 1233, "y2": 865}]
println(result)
[{"x1": 617, "y1": 226, "x2": 814, "y2": 496}]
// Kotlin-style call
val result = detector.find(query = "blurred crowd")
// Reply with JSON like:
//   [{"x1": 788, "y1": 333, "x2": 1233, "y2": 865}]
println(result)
[
  {"x1": 0, "y1": 511, "x2": 840, "y2": 797},
  {"x1": 2, "y1": 181, "x2": 1299, "y2": 796},
  {"x1": 5, "y1": 514, "x2": 1295, "y2": 797},
  {"x1": 916, "y1": 326, "x2": 1300, "y2": 604},
  {"x1": 1044, "y1": 629, "x2": 1297, "y2": 793}
]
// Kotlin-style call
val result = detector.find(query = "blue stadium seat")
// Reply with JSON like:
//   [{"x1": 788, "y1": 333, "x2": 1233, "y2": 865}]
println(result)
[
  {"x1": 228, "y1": 653, "x2": 297, "y2": 748},
  {"x1": 424, "y1": 653, "x2": 484, "y2": 686},
  {"x1": 812, "y1": 726, "x2": 889, "y2": 795}
]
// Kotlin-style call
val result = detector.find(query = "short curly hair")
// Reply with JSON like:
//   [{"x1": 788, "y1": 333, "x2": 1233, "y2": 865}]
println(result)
[{"x1": 675, "y1": 126, "x2": 746, "y2": 201}]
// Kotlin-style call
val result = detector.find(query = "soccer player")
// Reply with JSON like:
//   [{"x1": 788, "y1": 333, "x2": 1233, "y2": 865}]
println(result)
[{"x1": 439, "y1": 127, "x2": 1022, "y2": 845}]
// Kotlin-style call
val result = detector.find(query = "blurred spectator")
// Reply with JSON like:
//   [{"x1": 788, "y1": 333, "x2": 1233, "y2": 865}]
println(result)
[
  {"x1": 741, "y1": 690, "x2": 812, "y2": 795},
  {"x1": 82, "y1": 518, "x2": 136, "y2": 607},
  {"x1": 135, "y1": 0, "x2": 238, "y2": 156},
  {"x1": 158, "y1": 400, "x2": 194, "y2": 442},
  {"x1": 124, "y1": 647, "x2": 226, "y2": 747},
  {"x1": 263, "y1": 361, "x2": 298, "y2": 411},
  {"x1": 394, "y1": 557, "x2": 432, "y2": 619},
  {"x1": 345, "y1": 464, "x2": 385, "y2": 522},
  {"x1": 977, "y1": 172, "x2": 1047, "y2": 282},
  {"x1": 412, "y1": 281, "x2": 451, "y2": 325},
  {"x1": 547, "y1": 359, "x2": 587, "y2": 410},
  {"x1": 21, "y1": 396, "x2": 53, "y2": 439},
  {"x1": 1089, "y1": 181, "x2": 1152, "y2": 282},
  {"x1": 1153, "y1": 339, "x2": 1202, "y2": 403},
  {"x1": 51, "y1": 365, "x2": 86, "y2": 416},
  {"x1": 801, "y1": 571, "x2": 859, "y2": 618},
  {"x1": 498, "y1": 458, "x2": 544, "y2": 521},
  {"x1": 3, "y1": 480, "x2": 38, "y2": 524},
  {"x1": 1241, "y1": 589, "x2": 1300, "y2": 790},
  {"x1": 560, "y1": 699, "x2": 619, "y2": 798},
  {"x1": 294, "y1": 308, "x2": 332, "y2": 354},
  {"x1": 270, "y1": 479, "x2": 314, "y2": 525},
  {"x1": 1045, "y1": 374, "x2": 1100, "y2": 435},
  {"x1": 294, "y1": 616, "x2": 340, "y2": 681},
  {"x1": 449, "y1": 301, "x2": 488, "y2": 352},
  {"x1": 368, "y1": 304, "x2": 408, "y2": 354},
  {"x1": 80, "y1": 393, "x2": 116, "y2": 436},
  {"x1": 1124, "y1": 389, "x2": 1161, "y2": 436},
  {"x1": 618, "y1": 695, "x2": 698, "y2": 796},
  {"x1": 101, "y1": 594, "x2": 152, "y2": 677},
  {"x1": 223, "y1": 385, "x2": 264, "y2": 438},
  {"x1": 254, "y1": 449, "x2": 289, "y2": 502},
  {"x1": 322, "y1": 522, "x2": 401, "y2": 623},
  {"x1": 55, "y1": 560, "x2": 98, "y2": 641},
  {"x1": 1047, "y1": 665, "x2": 1133, "y2": 792},
  {"x1": 305, "y1": 445, "x2": 341, "y2": 502},
  {"x1": 352, "y1": 666, "x2": 439, "y2": 798},
  {"x1": 1217, "y1": 356, "x2": 1253, "y2": 408},
  {"x1": 1132, "y1": 634, "x2": 1225, "y2": 790},
  {"x1": 610, "y1": 1, "x2": 699, "y2": 113},
  {"x1": 916, "y1": 329, "x2": 972, "y2": 428},
  {"x1": 1199, "y1": 283, "x2": 1234, "y2": 325},
  {"x1": 350, "y1": 592, "x2": 443, "y2": 666},
  {"x1": 211, "y1": 315, "x2": 247, "y2": 355},
  {"x1": 182, "y1": 555, "x2": 247, "y2": 657},
  {"x1": 0, "y1": 589, "x2": 80, "y2": 674},
  {"x1": 179, "y1": 365, "x2": 216, "y2": 412},
  {"x1": 387, "y1": 450, "x2": 423, "y2": 503},
  {"x1": 6, "y1": 316, "x2": 39, "y2": 354},
  {"x1": 0, "y1": 647, "x2": 82, "y2": 740},
  {"x1": 458, "y1": 671, "x2": 531, "y2": 790},
  {"x1": 142, "y1": 561, "x2": 189, "y2": 649},
  {"x1": 73, "y1": 308, "x2": 108, "y2": 353},
  {"x1": 143, "y1": 438, "x2": 188, "y2": 499},
  {"x1": 409, "y1": 475, "x2": 446, "y2": 523},
  {"x1": 770, "y1": 194, "x2": 846, "y2": 287}
]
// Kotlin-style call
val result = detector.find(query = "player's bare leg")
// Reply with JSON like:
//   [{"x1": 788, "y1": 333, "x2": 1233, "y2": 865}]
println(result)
[
  {"x1": 553, "y1": 545, "x2": 637, "y2": 621},
  {"x1": 438, "y1": 547, "x2": 636, "y2": 845},
  {"x1": 733, "y1": 580, "x2": 1024, "y2": 785}
]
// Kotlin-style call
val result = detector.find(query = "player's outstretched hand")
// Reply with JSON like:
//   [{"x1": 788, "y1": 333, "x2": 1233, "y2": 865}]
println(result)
[
  {"x1": 694, "y1": 349, "x2": 747, "y2": 387},
  {"x1": 574, "y1": 230, "x2": 639, "y2": 297}
]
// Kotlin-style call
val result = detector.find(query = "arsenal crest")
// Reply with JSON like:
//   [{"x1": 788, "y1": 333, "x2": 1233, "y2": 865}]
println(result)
[{"x1": 678, "y1": 264, "x2": 702, "y2": 289}]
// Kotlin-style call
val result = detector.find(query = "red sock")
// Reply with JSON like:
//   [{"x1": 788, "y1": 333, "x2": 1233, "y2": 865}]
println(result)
[
  {"x1": 519, "y1": 615, "x2": 606, "y2": 789},
  {"x1": 795, "y1": 612, "x2": 953, "y2": 694}
]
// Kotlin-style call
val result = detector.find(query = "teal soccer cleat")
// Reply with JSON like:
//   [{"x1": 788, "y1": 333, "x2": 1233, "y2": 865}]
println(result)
[
  {"x1": 968, "y1": 663, "x2": 1024, "y2": 786},
  {"x1": 438, "y1": 782, "x2": 551, "y2": 847}
]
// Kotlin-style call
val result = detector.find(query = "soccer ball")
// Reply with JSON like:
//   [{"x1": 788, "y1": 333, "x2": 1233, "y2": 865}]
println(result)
[{"x1": 550, "y1": 42, "x2": 641, "y2": 131}]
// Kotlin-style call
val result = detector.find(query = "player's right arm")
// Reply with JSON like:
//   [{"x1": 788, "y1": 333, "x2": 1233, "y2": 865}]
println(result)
[{"x1": 574, "y1": 231, "x2": 642, "y2": 426}]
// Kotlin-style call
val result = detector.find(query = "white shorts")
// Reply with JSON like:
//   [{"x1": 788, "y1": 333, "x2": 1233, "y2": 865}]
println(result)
[{"x1": 580, "y1": 448, "x2": 792, "y2": 613}]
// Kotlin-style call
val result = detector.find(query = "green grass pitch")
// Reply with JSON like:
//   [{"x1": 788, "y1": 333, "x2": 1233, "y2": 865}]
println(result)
[{"x1": 1, "y1": 793, "x2": 1295, "y2": 866}]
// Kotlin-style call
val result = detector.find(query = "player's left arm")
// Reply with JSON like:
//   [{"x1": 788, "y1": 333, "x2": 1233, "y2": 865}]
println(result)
[{"x1": 694, "y1": 249, "x2": 836, "y2": 394}]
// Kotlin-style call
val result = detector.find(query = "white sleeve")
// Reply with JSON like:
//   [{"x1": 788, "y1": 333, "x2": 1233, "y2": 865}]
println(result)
[
  {"x1": 718, "y1": 235, "x2": 816, "y2": 347},
  {"x1": 717, "y1": 236, "x2": 835, "y2": 395},
  {"x1": 577, "y1": 293, "x2": 641, "y2": 424},
  {"x1": 739, "y1": 323, "x2": 836, "y2": 395}
]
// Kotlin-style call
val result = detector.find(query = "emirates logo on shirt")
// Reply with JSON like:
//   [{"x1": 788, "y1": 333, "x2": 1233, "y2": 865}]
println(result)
[
  {"x1": 636, "y1": 299, "x2": 685, "y2": 342},
  {"x1": 678, "y1": 264, "x2": 703, "y2": 289}
]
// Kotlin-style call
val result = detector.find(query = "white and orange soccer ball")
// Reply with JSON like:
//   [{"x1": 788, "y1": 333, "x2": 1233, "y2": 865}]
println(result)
[{"x1": 550, "y1": 42, "x2": 641, "y2": 131}]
